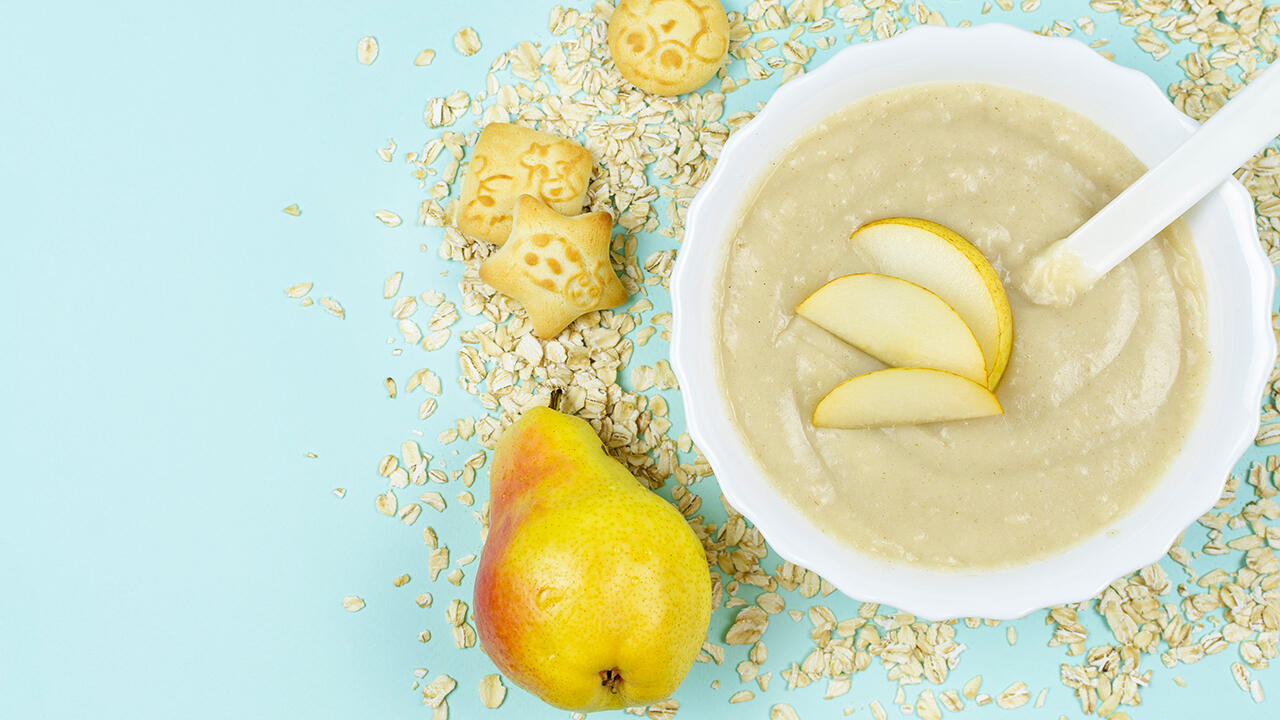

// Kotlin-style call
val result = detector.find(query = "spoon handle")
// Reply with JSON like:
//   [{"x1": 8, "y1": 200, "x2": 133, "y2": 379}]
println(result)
[
  {"x1": 1024, "y1": 61, "x2": 1280, "y2": 306},
  {"x1": 1072, "y1": 61, "x2": 1280, "y2": 279}
]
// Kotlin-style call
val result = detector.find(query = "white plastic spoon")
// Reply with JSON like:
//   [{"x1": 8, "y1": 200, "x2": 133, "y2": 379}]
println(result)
[{"x1": 1022, "y1": 61, "x2": 1280, "y2": 307}]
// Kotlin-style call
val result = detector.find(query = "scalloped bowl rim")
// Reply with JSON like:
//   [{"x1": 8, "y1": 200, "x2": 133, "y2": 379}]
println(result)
[{"x1": 670, "y1": 23, "x2": 1275, "y2": 620}]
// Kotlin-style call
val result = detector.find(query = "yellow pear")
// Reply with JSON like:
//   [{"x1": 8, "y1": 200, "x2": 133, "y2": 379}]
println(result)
[{"x1": 473, "y1": 406, "x2": 712, "y2": 712}]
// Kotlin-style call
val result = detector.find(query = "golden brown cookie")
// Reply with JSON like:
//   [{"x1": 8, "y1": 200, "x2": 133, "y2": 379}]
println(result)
[
  {"x1": 608, "y1": 0, "x2": 730, "y2": 96},
  {"x1": 455, "y1": 123, "x2": 594, "y2": 245},
  {"x1": 479, "y1": 195, "x2": 629, "y2": 339}
]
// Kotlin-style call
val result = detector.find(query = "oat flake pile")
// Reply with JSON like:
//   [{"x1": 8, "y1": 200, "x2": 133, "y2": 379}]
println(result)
[{"x1": 315, "y1": 1, "x2": 1280, "y2": 718}]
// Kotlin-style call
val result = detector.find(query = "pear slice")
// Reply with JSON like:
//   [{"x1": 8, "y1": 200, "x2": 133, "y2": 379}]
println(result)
[
  {"x1": 812, "y1": 368, "x2": 1004, "y2": 429},
  {"x1": 851, "y1": 218, "x2": 1014, "y2": 389},
  {"x1": 796, "y1": 273, "x2": 987, "y2": 385}
]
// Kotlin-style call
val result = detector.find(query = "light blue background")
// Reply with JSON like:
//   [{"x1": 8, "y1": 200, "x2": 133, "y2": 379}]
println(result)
[{"x1": 2, "y1": 1, "x2": 1277, "y2": 718}]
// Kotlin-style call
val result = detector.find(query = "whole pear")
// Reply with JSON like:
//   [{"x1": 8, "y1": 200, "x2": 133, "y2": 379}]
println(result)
[{"x1": 473, "y1": 406, "x2": 712, "y2": 712}]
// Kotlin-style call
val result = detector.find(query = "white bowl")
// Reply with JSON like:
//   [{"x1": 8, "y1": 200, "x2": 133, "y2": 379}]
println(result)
[{"x1": 670, "y1": 23, "x2": 1275, "y2": 620}]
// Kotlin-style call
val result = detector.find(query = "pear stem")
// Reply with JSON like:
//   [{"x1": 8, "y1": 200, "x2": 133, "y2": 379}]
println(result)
[
  {"x1": 549, "y1": 386, "x2": 564, "y2": 412},
  {"x1": 599, "y1": 667, "x2": 623, "y2": 694}
]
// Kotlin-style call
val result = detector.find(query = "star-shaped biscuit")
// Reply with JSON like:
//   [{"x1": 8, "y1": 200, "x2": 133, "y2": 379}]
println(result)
[{"x1": 479, "y1": 195, "x2": 630, "y2": 339}]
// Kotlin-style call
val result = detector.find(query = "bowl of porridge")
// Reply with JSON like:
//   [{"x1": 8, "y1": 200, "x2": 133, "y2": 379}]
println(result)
[{"x1": 670, "y1": 23, "x2": 1274, "y2": 619}]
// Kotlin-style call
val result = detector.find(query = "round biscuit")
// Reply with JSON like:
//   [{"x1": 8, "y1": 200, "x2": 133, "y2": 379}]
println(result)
[{"x1": 607, "y1": 0, "x2": 729, "y2": 96}]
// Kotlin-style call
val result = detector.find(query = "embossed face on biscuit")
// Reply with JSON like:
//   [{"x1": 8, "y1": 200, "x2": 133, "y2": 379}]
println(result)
[
  {"x1": 608, "y1": 0, "x2": 730, "y2": 96},
  {"x1": 455, "y1": 123, "x2": 594, "y2": 245},
  {"x1": 479, "y1": 195, "x2": 630, "y2": 339}
]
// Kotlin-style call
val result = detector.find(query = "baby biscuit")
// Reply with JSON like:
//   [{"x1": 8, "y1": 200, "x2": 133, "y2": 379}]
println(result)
[
  {"x1": 479, "y1": 195, "x2": 629, "y2": 339},
  {"x1": 608, "y1": 0, "x2": 729, "y2": 96},
  {"x1": 455, "y1": 123, "x2": 594, "y2": 245}
]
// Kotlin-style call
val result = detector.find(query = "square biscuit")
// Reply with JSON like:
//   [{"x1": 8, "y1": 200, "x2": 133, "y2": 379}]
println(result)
[{"x1": 455, "y1": 123, "x2": 594, "y2": 245}]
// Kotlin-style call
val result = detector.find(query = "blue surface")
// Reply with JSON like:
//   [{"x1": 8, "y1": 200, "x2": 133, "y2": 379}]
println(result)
[{"x1": 2, "y1": 1, "x2": 1278, "y2": 718}]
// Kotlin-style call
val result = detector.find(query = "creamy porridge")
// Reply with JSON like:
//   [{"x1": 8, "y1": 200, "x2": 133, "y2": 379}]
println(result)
[{"x1": 715, "y1": 83, "x2": 1209, "y2": 569}]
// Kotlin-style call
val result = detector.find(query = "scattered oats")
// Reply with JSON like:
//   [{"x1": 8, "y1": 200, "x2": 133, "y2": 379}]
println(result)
[
  {"x1": 996, "y1": 681, "x2": 1029, "y2": 709},
  {"x1": 286, "y1": 282, "x2": 312, "y2": 298},
  {"x1": 770, "y1": 704, "x2": 799, "y2": 720},
  {"x1": 1172, "y1": 675, "x2": 1186, "y2": 687},
  {"x1": 342, "y1": 595, "x2": 365, "y2": 612},
  {"x1": 415, "y1": 368, "x2": 443, "y2": 395},
  {"x1": 869, "y1": 700, "x2": 887, "y2": 720},
  {"x1": 357, "y1": 36, "x2": 379, "y2": 65},
  {"x1": 939, "y1": 690, "x2": 964, "y2": 712},
  {"x1": 456, "y1": 416, "x2": 475, "y2": 440},
  {"x1": 1251, "y1": 678, "x2": 1265, "y2": 703},
  {"x1": 415, "y1": 592, "x2": 433, "y2": 608},
  {"x1": 1232, "y1": 662, "x2": 1252, "y2": 693},
  {"x1": 421, "y1": 492, "x2": 446, "y2": 512},
  {"x1": 393, "y1": 295, "x2": 418, "y2": 319},
  {"x1": 757, "y1": 592, "x2": 785, "y2": 614},
  {"x1": 415, "y1": 49, "x2": 437, "y2": 67},
  {"x1": 479, "y1": 674, "x2": 506, "y2": 708},
  {"x1": 375, "y1": 209, "x2": 403, "y2": 227},
  {"x1": 384, "y1": 272, "x2": 403, "y2": 299},
  {"x1": 447, "y1": 568, "x2": 464, "y2": 586},
  {"x1": 446, "y1": 598, "x2": 468, "y2": 626},
  {"x1": 726, "y1": 606, "x2": 769, "y2": 645},
  {"x1": 428, "y1": 546, "x2": 449, "y2": 581},
  {"x1": 1007, "y1": 626, "x2": 1017, "y2": 645},
  {"x1": 399, "y1": 503, "x2": 422, "y2": 525},
  {"x1": 376, "y1": 489, "x2": 398, "y2": 516},
  {"x1": 282, "y1": 203, "x2": 301, "y2": 216},
  {"x1": 647, "y1": 700, "x2": 678, "y2": 720},
  {"x1": 962, "y1": 675, "x2": 982, "y2": 699},
  {"x1": 393, "y1": 573, "x2": 411, "y2": 587},
  {"x1": 378, "y1": 137, "x2": 396, "y2": 162},
  {"x1": 916, "y1": 689, "x2": 942, "y2": 720},
  {"x1": 419, "y1": 398, "x2": 438, "y2": 419},
  {"x1": 378, "y1": 454, "x2": 398, "y2": 476},
  {"x1": 332, "y1": 488, "x2": 345, "y2": 498},
  {"x1": 729, "y1": 690, "x2": 754, "y2": 703},
  {"x1": 423, "y1": 329, "x2": 451, "y2": 351},
  {"x1": 454, "y1": 27, "x2": 481, "y2": 56},
  {"x1": 421, "y1": 675, "x2": 456, "y2": 708},
  {"x1": 457, "y1": 491, "x2": 474, "y2": 506},
  {"x1": 399, "y1": 319, "x2": 422, "y2": 344},
  {"x1": 318, "y1": 296, "x2": 344, "y2": 319},
  {"x1": 385, "y1": 377, "x2": 398, "y2": 398},
  {"x1": 422, "y1": 527, "x2": 437, "y2": 548},
  {"x1": 429, "y1": 302, "x2": 458, "y2": 330},
  {"x1": 1034, "y1": 687, "x2": 1047, "y2": 708},
  {"x1": 457, "y1": 553, "x2": 476, "y2": 566}
]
